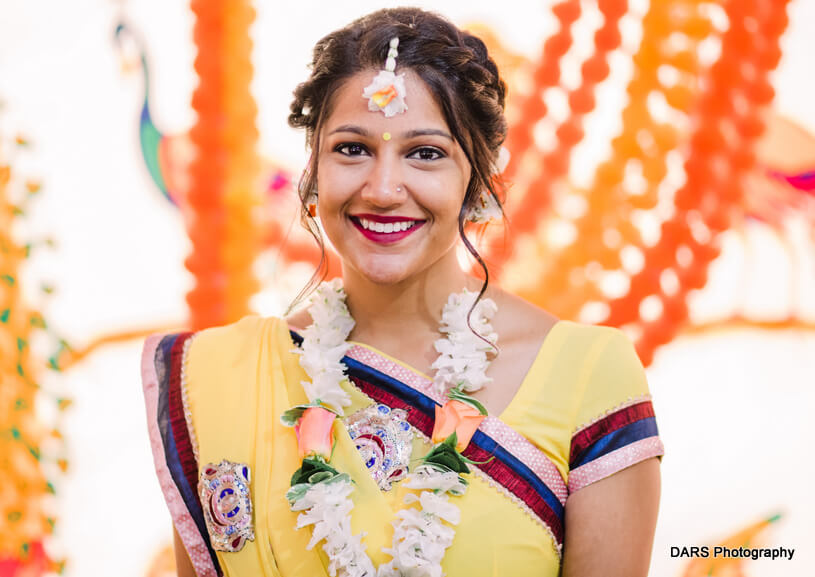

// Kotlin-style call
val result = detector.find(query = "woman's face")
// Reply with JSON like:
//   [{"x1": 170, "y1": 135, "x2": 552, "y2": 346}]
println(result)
[{"x1": 315, "y1": 69, "x2": 472, "y2": 285}]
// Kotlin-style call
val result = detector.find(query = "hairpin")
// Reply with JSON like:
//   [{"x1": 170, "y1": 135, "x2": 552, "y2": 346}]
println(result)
[{"x1": 362, "y1": 37, "x2": 408, "y2": 117}]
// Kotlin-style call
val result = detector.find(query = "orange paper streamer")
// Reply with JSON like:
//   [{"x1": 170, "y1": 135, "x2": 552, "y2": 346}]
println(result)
[{"x1": 186, "y1": 0, "x2": 261, "y2": 330}]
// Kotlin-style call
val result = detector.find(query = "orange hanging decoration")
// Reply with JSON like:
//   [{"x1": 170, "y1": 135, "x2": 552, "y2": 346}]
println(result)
[
  {"x1": 501, "y1": 0, "x2": 626, "y2": 256},
  {"x1": 604, "y1": 0, "x2": 791, "y2": 366},
  {"x1": 507, "y1": 0, "x2": 712, "y2": 322},
  {"x1": 186, "y1": 0, "x2": 261, "y2": 330}
]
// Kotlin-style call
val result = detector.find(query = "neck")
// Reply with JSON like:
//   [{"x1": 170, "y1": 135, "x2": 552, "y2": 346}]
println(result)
[{"x1": 341, "y1": 251, "x2": 482, "y2": 343}]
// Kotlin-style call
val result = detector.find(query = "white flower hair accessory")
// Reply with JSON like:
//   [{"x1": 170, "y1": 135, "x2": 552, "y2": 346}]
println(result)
[
  {"x1": 362, "y1": 37, "x2": 408, "y2": 117},
  {"x1": 466, "y1": 146, "x2": 510, "y2": 223}
]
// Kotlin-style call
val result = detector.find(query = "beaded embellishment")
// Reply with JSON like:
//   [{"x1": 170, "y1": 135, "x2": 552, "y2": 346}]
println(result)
[
  {"x1": 198, "y1": 460, "x2": 255, "y2": 552},
  {"x1": 344, "y1": 403, "x2": 413, "y2": 491}
]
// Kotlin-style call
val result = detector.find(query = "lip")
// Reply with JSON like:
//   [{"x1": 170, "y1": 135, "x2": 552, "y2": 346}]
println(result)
[
  {"x1": 352, "y1": 213, "x2": 425, "y2": 223},
  {"x1": 349, "y1": 214, "x2": 426, "y2": 245}
]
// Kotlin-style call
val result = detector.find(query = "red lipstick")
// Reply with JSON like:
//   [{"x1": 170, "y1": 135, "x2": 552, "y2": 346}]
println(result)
[{"x1": 349, "y1": 214, "x2": 426, "y2": 245}]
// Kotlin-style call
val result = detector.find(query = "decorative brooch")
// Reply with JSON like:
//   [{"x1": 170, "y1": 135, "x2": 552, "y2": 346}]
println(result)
[
  {"x1": 198, "y1": 460, "x2": 255, "y2": 552},
  {"x1": 344, "y1": 403, "x2": 414, "y2": 491},
  {"x1": 362, "y1": 37, "x2": 407, "y2": 117}
]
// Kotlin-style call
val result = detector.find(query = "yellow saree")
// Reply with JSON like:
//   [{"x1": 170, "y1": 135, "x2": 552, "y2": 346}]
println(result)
[{"x1": 141, "y1": 315, "x2": 663, "y2": 576}]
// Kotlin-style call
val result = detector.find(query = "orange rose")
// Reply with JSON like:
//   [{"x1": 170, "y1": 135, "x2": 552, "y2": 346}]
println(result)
[
  {"x1": 294, "y1": 406, "x2": 336, "y2": 459},
  {"x1": 432, "y1": 400, "x2": 485, "y2": 451}
]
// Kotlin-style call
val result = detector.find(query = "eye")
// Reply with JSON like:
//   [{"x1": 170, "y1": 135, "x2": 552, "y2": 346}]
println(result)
[
  {"x1": 335, "y1": 142, "x2": 368, "y2": 156},
  {"x1": 408, "y1": 147, "x2": 445, "y2": 161}
]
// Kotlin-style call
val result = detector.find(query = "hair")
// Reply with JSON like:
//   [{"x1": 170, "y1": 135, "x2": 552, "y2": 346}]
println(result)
[{"x1": 287, "y1": 7, "x2": 508, "y2": 330}]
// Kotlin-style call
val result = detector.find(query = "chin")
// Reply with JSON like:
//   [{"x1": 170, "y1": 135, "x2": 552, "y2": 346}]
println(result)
[{"x1": 348, "y1": 254, "x2": 420, "y2": 286}]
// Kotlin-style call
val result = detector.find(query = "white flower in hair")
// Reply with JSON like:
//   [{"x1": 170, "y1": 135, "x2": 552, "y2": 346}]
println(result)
[
  {"x1": 495, "y1": 145, "x2": 510, "y2": 174},
  {"x1": 362, "y1": 37, "x2": 408, "y2": 117},
  {"x1": 468, "y1": 191, "x2": 503, "y2": 224}
]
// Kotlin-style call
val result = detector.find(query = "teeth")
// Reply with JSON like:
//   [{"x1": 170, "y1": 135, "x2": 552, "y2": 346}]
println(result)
[{"x1": 358, "y1": 218, "x2": 416, "y2": 233}]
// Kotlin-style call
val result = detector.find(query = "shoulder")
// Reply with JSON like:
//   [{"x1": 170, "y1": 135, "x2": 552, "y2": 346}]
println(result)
[
  {"x1": 564, "y1": 323, "x2": 664, "y2": 494},
  {"x1": 488, "y1": 287, "x2": 559, "y2": 348}
]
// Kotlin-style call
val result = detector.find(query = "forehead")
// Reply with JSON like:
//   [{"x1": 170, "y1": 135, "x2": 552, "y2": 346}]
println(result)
[{"x1": 321, "y1": 69, "x2": 450, "y2": 135}]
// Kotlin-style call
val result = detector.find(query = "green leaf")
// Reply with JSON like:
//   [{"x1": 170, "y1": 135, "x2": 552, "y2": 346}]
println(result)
[
  {"x1": 421, "y1": 435, "x2": 471, "y2": 474},
  {"x1": 308, "y1": 471, "x2": 335, "y2": 484},
  {"x1": 285, "y1": 483, "x2": 311, "y2": 504},
  {"x1": 460, "y1": 453, "x2": 495, "y2": 465},
  {"x1": 280, "y1": 401, "x2": 340, "y2": 427},
  {"x1": 290, "y1": 456, "x2": 339, "y2": 486},
  {"x1": 447, "y1": 387, "x2": 488, "y2": 415},
  {"x1": 280, "y1": 406, "x2": 306, "y2": 427}
]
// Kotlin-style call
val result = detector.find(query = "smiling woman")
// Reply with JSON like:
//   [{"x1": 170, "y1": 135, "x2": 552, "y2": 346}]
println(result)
[
  {"x1": 141, "y1": 7, "x2": 663, "y2": 577},
  {"x1": 315, "y1": 69, "x2": 471, "y2": 286}
]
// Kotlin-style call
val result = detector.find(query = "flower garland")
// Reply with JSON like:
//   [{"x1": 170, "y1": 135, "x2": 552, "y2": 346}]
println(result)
[{"x1": 282, "y1": 280, "x2": 497, "y2": 577}]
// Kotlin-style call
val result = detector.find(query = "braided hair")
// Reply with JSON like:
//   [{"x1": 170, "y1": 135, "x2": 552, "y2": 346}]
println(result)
[{"x1": 287, "y1": 7, "x2": 508, "y2": 313}]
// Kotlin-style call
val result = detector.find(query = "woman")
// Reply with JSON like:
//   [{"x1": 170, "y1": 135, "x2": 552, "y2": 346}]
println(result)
[{"x1": 141, "y1": 8, "x2": 663, "y2": 577}]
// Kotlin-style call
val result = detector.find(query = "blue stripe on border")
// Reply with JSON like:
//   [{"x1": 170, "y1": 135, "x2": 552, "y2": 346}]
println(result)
[
  {"x1": 470, "y1": 430, "x2": 565, "y2": 519},
  {"x1": 156, "y1": 334, "x2": 221, "y2": 573},
  {"x1": 343, "y1": 353, "x2": 565, "y2": 521},
  {"x1": 571, "y1": 417, "x2": 659, "y2": 468},
  {"x1": 343, "y1": 356, "x2": 439, "y2": 415}
]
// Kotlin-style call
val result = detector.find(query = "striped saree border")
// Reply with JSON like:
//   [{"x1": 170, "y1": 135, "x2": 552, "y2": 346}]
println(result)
[
  {"x1": 568, "y1": 437, "x2": 664, "y2": 493},
  {"x1": 567, "y1": 399, "x2": 664, "y2": 493},
  {"x1": 345, "y1": 344, "x2": 569, "y2": 504},
  {"x1": 340, "y1": 346, "x2": 567, "y2": 549},
  {"x1": 569, "y1": 399, "x2": 656, "y2": 465},
  {"x1": 142, "y1": 332, "x2": 222, "y2": 577}
]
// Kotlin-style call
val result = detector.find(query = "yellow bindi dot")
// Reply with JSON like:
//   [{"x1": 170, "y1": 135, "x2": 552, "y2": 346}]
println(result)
[{"x1": 382, "y1": 132, "x2": 392, "y2": 141}]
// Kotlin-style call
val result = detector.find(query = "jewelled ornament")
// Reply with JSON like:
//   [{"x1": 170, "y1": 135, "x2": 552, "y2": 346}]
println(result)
[
  {"x1": 344, "y1": 403, "x2": 413, "y2": 490},
  {"x1": 198, "y1": 460, "x2": 255, "y2": 552},
  {"x1": 362, "y1": 37, "x2": 407, "y2": 117}
]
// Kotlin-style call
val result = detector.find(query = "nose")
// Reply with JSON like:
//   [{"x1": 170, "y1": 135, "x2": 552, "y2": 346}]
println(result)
[{"x1": 360, "y1": 149, "x2": 407, "y2": 208}]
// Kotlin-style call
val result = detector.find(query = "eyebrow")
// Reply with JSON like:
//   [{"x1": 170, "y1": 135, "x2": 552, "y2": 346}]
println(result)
[{"x1": 328, "y1": 125, "x2": 454, "y2": 141}]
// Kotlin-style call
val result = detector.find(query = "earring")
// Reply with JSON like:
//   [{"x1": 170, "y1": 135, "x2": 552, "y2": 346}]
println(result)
[
  {"x1": 466, "y1": 190, "x2": 502, "y2": 223},
  {"x1": 298, "y1": 168, "x2": 318, "y2": 217}
]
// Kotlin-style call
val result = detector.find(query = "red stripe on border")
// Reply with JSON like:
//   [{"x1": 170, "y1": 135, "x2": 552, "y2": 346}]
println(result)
[
  {"x1": 167, "y1": 332, "x2": 198, "y2": 499},
  {"x1": 351, "y1": 375, "x2": 563, "y2": 545},
  {"x1": 463, "y1": 443, "x2": 564, "y2": 544},
  {"x1": 569, "y1": 401, "x2": 655, "y2": 465}
]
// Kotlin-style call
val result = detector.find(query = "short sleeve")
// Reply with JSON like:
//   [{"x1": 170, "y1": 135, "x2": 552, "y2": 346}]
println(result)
[
  {"x1": 566, "y1": 327, "x2": 664, "y2": 494},
  {"x1": 141, "y1": 332, "x2": 223, "y2": 577}
]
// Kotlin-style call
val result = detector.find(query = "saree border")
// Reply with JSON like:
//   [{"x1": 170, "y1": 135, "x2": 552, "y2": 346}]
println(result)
[
  {"x1": 334, "y1": 341, "x2": 568, "y2": 551},
  {"x1": 142, "y1": 333, "x2": 223, "y2": 577},
  {"x1": 567, "y1": 399, "x2": 664, "y2": 492},
  {"x1": 345, "y1": 344, "x2": 569, "y2": 502}
]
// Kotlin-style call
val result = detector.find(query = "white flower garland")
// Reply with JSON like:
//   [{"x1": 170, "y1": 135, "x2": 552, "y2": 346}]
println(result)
[
  {"x1": 290, "y1": 281, "x2": 497, "y2": 577},
  {"x1": 292, "y1": 278, "x2": 356, "y2": 412},
  {"x1": 431, "y1": 289, "x2": 498, "y2": 396}
]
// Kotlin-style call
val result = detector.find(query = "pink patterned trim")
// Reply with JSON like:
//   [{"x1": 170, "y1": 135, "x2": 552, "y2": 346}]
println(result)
[
  {"x1": 345, "y1": 343, "x2": 568, "y2": 504},
  {"x1": 141, "y1": 335, "x2": 218, "y2": 577},
  {"x1": 347, "y1": 344, "x2": 441, "y2": 400},
  {"x1": 480, "y1": 417, "x2": 568, "y2": 504},
  {"x1": 567, "y1": 436, "x2": 665, "y2": 494}
]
